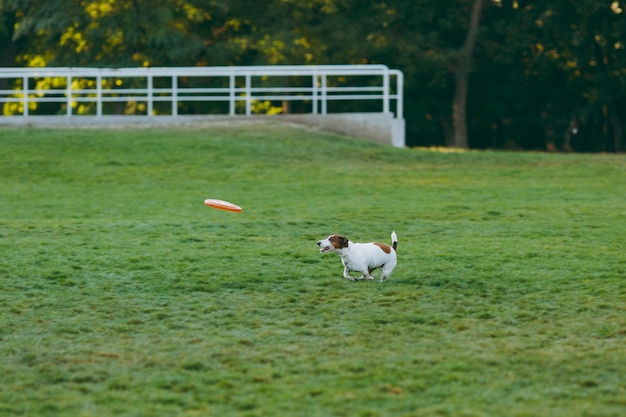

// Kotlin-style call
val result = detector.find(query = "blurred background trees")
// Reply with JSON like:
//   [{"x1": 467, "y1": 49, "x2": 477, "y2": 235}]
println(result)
[{"x1": 1, "y1": 0, "x2": 624, "y2": 151}]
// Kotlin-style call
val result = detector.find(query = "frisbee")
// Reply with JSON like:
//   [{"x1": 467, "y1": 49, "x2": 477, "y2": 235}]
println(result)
[{"x1": 204, "y1": 198, "x2": 242, "y2": 213}]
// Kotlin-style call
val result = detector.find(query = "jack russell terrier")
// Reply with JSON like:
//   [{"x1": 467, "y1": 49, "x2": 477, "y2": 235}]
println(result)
[{"x1": 317, "y1": 231, "x2": 398, "y2": 282}]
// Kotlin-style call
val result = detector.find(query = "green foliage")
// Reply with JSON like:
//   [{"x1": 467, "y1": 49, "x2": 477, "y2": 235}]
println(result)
[
  {"x1": 1, "y1": 0, "x2": 626, "y2": 149},
  {"x1": 2, "y1": 0, "x2": 214, "y2": 66},
  {"x1": 1, "y1": 124, "x2": 625, "y2": 416}
]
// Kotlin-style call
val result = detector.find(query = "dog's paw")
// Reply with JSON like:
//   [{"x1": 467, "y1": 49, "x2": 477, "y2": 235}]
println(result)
[{"x1": 356, "y1": 274, "x2": 375, "y2": 280}]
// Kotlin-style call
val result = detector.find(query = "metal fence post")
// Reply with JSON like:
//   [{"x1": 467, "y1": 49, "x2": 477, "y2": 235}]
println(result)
[
  {"x1": 383, "y1": 68, "x2": 390, "y2": 114},
  {"x1": 22, "y1": 75, "x2": 28, "y2": 116},
  {"x1": 245, "y1": 73, "x2": 251, "y2": 116},
  {"x1": 312, "y1": 71, "x2": 318, "y2": 114},
  {"x1": 321, "y1": 72, "x2": 327, "y2": 115},
  {"x1": 97, "y1": 73, "x2": 102, "y2": 117},
  {"x1": 172, "y1": 75, "x2": 178, "y2": 116},
  {"x1": 147, "y1": 74, "x2": 153, "y2": 116},
  {"x1": 67, "y1": 75, "x2": 72, "y2": 116},
  {"x1": 229, "y1": 71, "x2": 235, "y2": 116},
  {"x1": 396, "y1": 70, "x2": 403, "y2": 119}
]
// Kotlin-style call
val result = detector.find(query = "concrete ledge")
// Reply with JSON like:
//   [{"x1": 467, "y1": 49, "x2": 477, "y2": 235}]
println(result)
[
  {"x1": 280, "y1": 113, "x2": 405, "y2": 148},
  {"x1": 0, "y1": 113, "x2": 405, "y2": 147}
]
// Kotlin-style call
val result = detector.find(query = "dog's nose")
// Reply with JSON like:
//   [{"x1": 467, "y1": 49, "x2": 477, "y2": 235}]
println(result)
[{"x1": 317, "y1": 241, "x2": 322, "y2": 246}]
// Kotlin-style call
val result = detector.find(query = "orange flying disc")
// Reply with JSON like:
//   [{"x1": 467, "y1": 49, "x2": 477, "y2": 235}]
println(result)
[{"x1": 204, "y1": 198, "x2": 242, "y2": 213}]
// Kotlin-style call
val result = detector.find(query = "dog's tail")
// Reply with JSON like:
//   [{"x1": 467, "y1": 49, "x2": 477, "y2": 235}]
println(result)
[{"x1": 391, "y1": 231, "x2": 398, "y2": 251}]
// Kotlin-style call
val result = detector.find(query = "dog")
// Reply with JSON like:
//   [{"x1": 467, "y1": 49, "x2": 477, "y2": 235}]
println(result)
[{"x1": 317, "y1": 231, "x2": 398, "y2": 282}]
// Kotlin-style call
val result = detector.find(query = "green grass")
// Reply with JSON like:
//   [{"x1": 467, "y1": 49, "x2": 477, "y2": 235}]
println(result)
[{"x1": 1, "y1": 122, "x2": 625, "y2": 417}]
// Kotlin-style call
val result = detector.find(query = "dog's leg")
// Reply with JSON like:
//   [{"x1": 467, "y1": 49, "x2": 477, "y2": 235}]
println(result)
[
  {"x1": 356, "y1": 271, "x2": 369, "y2": 280},
  {"x1": 355, "y1": 270, "x2": 375, "y2": 280},
  {"x1": 380, "y1": 262, "x2": 396, "y2": 282},
  {"x1": 380, "y1": 269, "x2": 391, "y2": 282},
  {"x1": 343, "y1": 267, "x2": 356, "y2": 281},
  {"x1": 361, "y1": 268, "x2": 376, "y2": 280}
]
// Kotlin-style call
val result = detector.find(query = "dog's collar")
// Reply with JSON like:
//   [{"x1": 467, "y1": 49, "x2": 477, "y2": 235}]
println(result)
[{"x1": 339, "y1": 245, "x2": 353, "y2": 257}]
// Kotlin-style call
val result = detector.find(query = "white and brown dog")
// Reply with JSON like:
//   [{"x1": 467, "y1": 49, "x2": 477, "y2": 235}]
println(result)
[{"x1": 317, "y1": 231, "x2": 398, "y2": 282}]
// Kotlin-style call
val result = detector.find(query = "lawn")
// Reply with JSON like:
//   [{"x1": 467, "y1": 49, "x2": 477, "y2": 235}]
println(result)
[{"x1": 0, "y1": 122, "x2": 624, "y2": 417}]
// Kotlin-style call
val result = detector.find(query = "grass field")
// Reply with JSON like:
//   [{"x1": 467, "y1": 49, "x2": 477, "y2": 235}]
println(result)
[{"x1": 1, "y1": 122, "x2": 625, "y2": 417}]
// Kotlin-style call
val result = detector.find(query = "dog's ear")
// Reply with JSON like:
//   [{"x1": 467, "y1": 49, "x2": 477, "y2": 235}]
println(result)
[{"x1": 339, "y1": 236, "x2": 349, "y2": 248}]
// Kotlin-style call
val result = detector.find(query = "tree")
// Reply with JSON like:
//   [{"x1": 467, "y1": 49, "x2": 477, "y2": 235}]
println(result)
[
  {"x1": 0, "y1": 8, "x2": 19, "y2": 67},
  {"x1": 1, "y1": 0, "x2": 219, "y2": 67},
  {"x1": 2, "y1": 0, "x2": 625, "y2": 151},
  {"x1": 537, "y1": 0, "x2": 626, "y2": 152},
  {"x1": 450, "y1": 0, "x2": 484, "y2": 148}
]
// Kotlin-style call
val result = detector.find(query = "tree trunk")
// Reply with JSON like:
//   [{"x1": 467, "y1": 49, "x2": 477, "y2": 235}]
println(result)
[
  {"x1": 452, "y1": 68, "x2": 469, "y2": 149},
  {"x1": 609, "y1": 105, "x2": 623, "y2": 152},
  {"x1": 441, "y1": 114, "x2": 454, "y2": 147},
  {"x1": 450, "y1": 0, "x2": 484, "y2": 149}
]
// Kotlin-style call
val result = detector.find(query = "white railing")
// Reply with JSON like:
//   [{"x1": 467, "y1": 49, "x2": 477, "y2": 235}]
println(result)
[{"x1": 0, "y1": 65, "x2": 403, "y2": 119}]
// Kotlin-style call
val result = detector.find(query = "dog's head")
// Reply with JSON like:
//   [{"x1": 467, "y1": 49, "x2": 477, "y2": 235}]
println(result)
[{"x1": 317, "y1": 234, "x2": 349, "y2": 254}]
